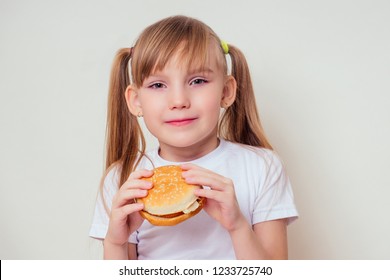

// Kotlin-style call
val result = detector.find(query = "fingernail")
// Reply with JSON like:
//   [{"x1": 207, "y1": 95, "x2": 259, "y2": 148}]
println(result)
[
  {"x1": 141, "y1": 190, "x2": 148, "y2": 195},
  {"x1": 185, "y1": 177, "x2": 195, "y2": 183}
]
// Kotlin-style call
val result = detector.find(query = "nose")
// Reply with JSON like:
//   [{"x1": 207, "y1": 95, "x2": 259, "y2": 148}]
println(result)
[{"x1": 168, "y1": 86, "x2": 190, "y2": 110}]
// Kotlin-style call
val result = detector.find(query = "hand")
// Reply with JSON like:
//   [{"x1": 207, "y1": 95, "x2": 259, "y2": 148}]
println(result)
[
  {"x1": 181, "y1": 164, "x2": 246, "y2": 232},
  {"x1": 105, "y1": 169, "x2": 153, "y2": 246}
]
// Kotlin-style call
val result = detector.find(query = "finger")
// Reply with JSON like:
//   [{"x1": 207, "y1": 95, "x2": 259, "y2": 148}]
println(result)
[
  {"x1": 181, "y1": 164, "x2": 234, "y2": 192},
  {"x1": 194, "y1": 188, "x2": 225, "y2": 203},
  {"x1": 180, "y1": 163, "x2": 197, "y2": 171},
  {"x1": 180, "y1": 163, "x2": 208, "y2": 172},
  {"x1": 121, "y1": 179, "x2": 153, "y2": 190},
  {"x1": 183, "y1": 170, "x2": 233, "y2": 192},
  {"x1": 195, "y1": 188, "x2": 238, "y2": 209},
  {"x1": 114, "y1": 189, "x2": 148, "y2": 207},
  {"x1": 111, "y1": 203, "x2": 144, "y2": 220},
  {"x1": 182, "y1": 163, "x2": 226, "y2": 180},
  {"x1": 128, "y1": 169, "x2": 154, "y2": 180}
]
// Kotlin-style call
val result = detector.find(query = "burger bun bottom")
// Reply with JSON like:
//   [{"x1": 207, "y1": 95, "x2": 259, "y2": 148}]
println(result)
[{"x1": 140, "y1": 197, "x2": 205, "y2": 226}]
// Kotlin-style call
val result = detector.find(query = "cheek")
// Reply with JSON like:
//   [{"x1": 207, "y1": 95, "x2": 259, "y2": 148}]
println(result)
[
  {"x1": 195, "y1": 94, "x2": 222, "y2": 111},
  {"x1": 139, "y1": 94, "x2": 162, "y2": 113},
  {"x1": 205, "y1": 102, "x2": 222, "y2": 116},
  {"x1": 141, "y1": 106, "x2": 161, "y2": 127},
  {"x1": 195, "y1": 100, "x2": 221, "y2": 124},
  {"x1": 141, "y1": 110, "x2": 162, "y2": 138},
  {"x1": 138, "y1": 98, "x2": 162, "y2": 130}
]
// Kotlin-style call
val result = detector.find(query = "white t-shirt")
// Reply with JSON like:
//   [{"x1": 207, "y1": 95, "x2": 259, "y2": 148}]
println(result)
[{"x1": 89, "y1": 139, "x2": 298, "y2": 259}]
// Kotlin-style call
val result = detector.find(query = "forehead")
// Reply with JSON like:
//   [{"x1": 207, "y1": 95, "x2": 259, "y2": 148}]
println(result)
[{"x1": 153, "y1": 42, "x2": 223, "y2": 74}]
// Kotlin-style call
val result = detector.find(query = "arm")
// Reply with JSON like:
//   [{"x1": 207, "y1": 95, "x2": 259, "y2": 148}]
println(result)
[
  {"x1": 103, "y1": 240, "x2": 129, "y2": 260},
  {"x1": 103, "y1": 169, "x2": 153, "y2": 260},
  {"x1": 181, "y1": 163, "x2": 289, "y2": 260},
  {"x1": 128, "y1": 243, "x2": 138, "y2": 260},
  {"x1": 102, "y1": 241, "x2": 138, "y2": 260},
  {"x1": 229, "y1": 218, "x2": 288, "y2": 259}
]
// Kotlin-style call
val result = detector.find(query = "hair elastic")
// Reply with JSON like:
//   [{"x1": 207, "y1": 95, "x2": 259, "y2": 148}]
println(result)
[
  {"x1": 221, "y1": 40, "x2": 229, "y2": 54},
  {"x1": 128, "y1": 47, "x2": 134, "y2": 84},
  {"x1": 220, "y1": 40, "x2": 232, "y2": 75}
]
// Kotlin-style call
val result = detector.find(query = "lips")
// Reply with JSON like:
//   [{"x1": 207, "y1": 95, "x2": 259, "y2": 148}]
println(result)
[{"x1": 165, "y1": 118, "x2": 197, "y2": 126}]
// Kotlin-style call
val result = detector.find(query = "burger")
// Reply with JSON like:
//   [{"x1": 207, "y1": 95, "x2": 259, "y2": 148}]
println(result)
[{"x1": 137, "y1": 165, "x2": 205, "y2": 226}]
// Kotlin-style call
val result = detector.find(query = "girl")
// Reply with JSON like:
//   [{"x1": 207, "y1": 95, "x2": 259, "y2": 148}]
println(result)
[{"x1": 90, "y1": 15, "x2": 298, "y2": 260}]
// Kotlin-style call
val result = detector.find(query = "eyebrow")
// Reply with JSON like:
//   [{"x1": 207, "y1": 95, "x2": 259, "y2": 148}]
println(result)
[
  {"x1": 148, "y1": 67, "x2": 215, "y2": 79},
  {"x1": 188, "y1": 67, "x2": 214, "y2": 75}
]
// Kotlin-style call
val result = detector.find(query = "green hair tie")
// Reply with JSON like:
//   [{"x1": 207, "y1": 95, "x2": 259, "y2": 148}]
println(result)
[{"x1": 221, "y1": 40, "x2": 229, "y2": 54}]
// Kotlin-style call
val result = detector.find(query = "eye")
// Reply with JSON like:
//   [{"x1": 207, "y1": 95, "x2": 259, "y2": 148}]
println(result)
[
  {"x1": 190, "y1": 78, "x2": 207, "y2": 86},
  {"x1": 148, "y1": 82, "x2": 166, "y2": 89}
]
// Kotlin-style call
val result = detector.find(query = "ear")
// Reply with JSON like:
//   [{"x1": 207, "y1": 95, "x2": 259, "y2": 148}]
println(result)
[
  {"x1": 221, "y1": 75, "x2": 237, "y2": 108},
  {"x1": 125, "y1": 85, "x2": 142, "y2": 117}
]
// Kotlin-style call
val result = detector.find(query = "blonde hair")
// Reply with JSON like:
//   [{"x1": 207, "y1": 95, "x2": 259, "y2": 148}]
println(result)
[{"x1": 105, "y1": 15, "x2": 272, "y2": 187}]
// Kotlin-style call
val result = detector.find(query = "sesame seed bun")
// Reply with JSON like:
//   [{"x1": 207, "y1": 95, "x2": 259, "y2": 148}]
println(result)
[{"x1": 137, "y1": 165, "x2": 205, "y2": 226}]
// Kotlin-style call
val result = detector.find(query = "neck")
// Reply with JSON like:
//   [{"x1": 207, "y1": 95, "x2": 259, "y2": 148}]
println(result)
[{"x1": 158, "y1": 136, "x2": 220, "y2": 162}]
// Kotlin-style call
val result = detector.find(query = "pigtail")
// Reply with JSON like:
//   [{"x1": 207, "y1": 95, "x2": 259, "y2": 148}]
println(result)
[
  {"x1": 105, "y1": 48, "x2": 145, "y2": 186},
  {"x1": 219, "y1": 45, "x2": 273, "y2": 150}
]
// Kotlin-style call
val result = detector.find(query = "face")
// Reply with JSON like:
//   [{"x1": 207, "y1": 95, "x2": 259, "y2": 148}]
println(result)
[{"x1": 127, "y1": 45, "x2": 236, "y2": 161}]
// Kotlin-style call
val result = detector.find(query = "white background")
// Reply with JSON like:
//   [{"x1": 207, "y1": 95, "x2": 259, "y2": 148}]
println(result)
[{"x1": 1, "y1": 0, "x2": 389, "y2": 259}]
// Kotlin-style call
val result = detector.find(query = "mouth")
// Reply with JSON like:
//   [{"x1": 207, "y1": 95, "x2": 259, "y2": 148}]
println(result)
[{"x1": 165, "y1": 118, "x2": 197, "y2": 126}]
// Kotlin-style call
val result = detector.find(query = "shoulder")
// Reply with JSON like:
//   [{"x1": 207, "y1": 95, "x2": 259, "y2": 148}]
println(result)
[
  {"x1": 100, "y1": 164, "x2": 122, "y2": 200},
  {"x1": 103, "y1": 148, "x2": 159, "y2": 183},
  {"x1": 103, "y1": 163, "x2": 121, "y2": 187},
  {"x1": 221, "y1": 139, "x2": 283, "y2": 170}
]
